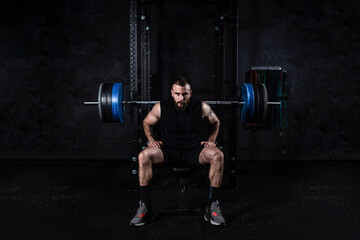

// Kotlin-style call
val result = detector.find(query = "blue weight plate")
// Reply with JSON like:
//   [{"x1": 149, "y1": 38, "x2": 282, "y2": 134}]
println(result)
[
  {"x1": 246, "y1": 84, "x2": 255, "y2": 123},
  {"x1": 240, "y1": 83, "x2": 249, "y2": 123},
  {"x1": 112, "y1": 83, "x2": 121, "y2": 122},
  {"x1": 111, "y1": 83, "x2": 125, "y2": 123},
  {"x1": 118, "y1": 83, "x2": 124, "y2": 123},
  {"x1": 241, "y1": 83, "x2": 255, "y2": 123}
]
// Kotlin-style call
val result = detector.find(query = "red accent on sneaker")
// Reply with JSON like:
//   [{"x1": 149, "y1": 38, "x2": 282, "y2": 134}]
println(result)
[
  {"x1": 212, "y1": 212, "x2": 218, "y2": 217},
  {"x1": 139, "y1": 213, "x2": 145, "y2": 218}
]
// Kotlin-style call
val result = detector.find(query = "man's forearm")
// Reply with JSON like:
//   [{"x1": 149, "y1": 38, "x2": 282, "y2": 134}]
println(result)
[
  {"x1": 208, "y1": 122, "x2": 220, "y2": 142},
  {"x1": 143, "y1": 122, "x2": 155, "y2": 142}
]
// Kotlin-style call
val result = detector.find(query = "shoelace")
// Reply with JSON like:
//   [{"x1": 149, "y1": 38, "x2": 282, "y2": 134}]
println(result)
[
  {"x1": 211, "y1": 201, "x2": 222, "y2": 214},
  {"x1": 135, "y1": 202, "x2": 146, "y2": 217}
]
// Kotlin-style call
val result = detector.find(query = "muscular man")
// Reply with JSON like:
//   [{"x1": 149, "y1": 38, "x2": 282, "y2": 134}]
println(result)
[{"x1": 130, "y1": 77, "x2": 226, "y2": 226}]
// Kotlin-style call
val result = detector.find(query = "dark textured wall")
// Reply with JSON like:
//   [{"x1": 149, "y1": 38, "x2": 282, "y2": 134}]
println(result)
[
  {"x1": 236, "y1": 0, "x2": 360, "y2": 160},
  {"x1": 1, "y1": 0, "x2": 359, "y2": 160},
  {"x1": 1, "y1": 1, "x2": 131, "y2": 159}
]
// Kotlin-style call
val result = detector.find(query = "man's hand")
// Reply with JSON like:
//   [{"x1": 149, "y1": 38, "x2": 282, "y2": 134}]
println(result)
[
  {"x1": 148, "y1": 141, "x2": 163, "y2": 148},
  {"x1": 201, "y1": 141, "x2": 217, "y2": 147}
]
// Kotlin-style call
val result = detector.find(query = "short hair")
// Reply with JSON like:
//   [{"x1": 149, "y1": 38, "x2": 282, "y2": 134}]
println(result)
[{"x1": 172, "y1": 77, "x2": 191, "y2": 87}]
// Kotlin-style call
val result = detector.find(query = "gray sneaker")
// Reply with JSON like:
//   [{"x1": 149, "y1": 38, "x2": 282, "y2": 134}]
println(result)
[
  {"x1": 130, "y1": 201, "x2": 153, "y2": 227},
  {"x1": 204, "y1": 200, "x2": 226, "y2": 226}
]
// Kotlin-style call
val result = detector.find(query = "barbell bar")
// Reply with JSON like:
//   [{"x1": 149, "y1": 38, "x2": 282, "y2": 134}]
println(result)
[
  {"x1": 84, "y1": 100, "x2": 281, "y2": 105},
  {"x1": 84, "y1": 82, "x2": 282, "y2": 123}
]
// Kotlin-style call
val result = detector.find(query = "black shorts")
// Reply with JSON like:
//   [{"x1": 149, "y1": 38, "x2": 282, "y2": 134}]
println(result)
[{"x1": 161, "y1": 144, "x2": 204, "y2": 167}]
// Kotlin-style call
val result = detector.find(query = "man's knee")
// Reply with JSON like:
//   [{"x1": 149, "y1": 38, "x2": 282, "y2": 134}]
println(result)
[
  {"x1": 204, "y1": 147, "x2": 224, "y2": 164},
  {"x1": 138, "y1": 150, "x2": 151, "y2": 167},
  {"x1": 138, "y1": 148, "x2": 161, "y2": 166},
  {"x1": 212, "y1": 149, "x2": 224, "y2": 165}
]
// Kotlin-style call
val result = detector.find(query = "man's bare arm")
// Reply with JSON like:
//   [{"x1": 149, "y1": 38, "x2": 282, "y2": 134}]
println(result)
[
  {"x1": 201, "y1": 101, "x2": 220, "y2": 146},
  {"x1": 143, "y1": 103, "x2": 162, "y2": 148}
]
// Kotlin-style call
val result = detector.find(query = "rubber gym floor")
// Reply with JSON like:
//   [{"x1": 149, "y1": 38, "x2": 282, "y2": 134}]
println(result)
[{"x1": 0, "y1": 160, "x2": 359, "y2": 240}]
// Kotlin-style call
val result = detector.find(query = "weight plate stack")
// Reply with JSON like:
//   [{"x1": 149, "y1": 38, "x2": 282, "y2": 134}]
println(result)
[{"x1": 98, "y1": 83, "x2": 125, "y2": 123}]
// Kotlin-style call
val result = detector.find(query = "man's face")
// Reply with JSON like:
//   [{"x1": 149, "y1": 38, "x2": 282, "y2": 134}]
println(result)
[{"x1": 171, "y1": 84, "x2": 192, "y2": 111}]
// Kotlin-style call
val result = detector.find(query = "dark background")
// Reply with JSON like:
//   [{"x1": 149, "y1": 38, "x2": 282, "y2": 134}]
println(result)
[{"x1": 1, "y1": 0, "x2": 359, "y2": 161}]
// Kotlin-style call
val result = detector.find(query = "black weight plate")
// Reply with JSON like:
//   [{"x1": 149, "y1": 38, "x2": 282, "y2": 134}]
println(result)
[
  {"x1": 100, "y1": 83, "x2": 108, "y2": 121},
  {"x1": 101, "y1": 83, "x2": 114, "y2": 122},
  {"x1": 98, "y1": 83, "x2": 104, "y2": 121},
  {"x1": 258, "y1": 83, "x2": 268, "y2": 123},
  {"x1": 252, "y1": 84, "x2": 260, "y2": 123},
  {"x1": 258, "y1": 84, "x2": 267, "y2": 123},
  {"x1": 106, "y1": 83, "x2": 114, "y2": 122}
]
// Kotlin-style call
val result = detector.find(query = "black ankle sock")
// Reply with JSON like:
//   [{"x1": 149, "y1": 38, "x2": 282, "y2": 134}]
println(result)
[
  {"x1": 140, "y1": 186, "x2": 151, "y2": 208},
  {"x1": 208, "y1": 186, "x2": 220, "y2": 205}
]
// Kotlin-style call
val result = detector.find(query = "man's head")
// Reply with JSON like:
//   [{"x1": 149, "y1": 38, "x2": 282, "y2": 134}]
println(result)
[{"x1": 171, "y1": 77, "x2": 192, "y2": 111}]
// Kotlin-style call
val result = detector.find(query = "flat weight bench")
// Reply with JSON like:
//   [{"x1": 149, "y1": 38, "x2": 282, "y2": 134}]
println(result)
[{"x1": 161, "y1": 164, "x2": 201, "y2": 215}]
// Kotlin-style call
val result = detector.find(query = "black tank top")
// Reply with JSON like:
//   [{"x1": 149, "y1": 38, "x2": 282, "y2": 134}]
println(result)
[{"x1": 160, "y1": 98, "x2": 202, "y2": 149}]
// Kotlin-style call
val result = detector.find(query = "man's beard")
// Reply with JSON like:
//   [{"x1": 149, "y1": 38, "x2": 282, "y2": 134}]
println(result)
[{"x1": 173, "y1": 99, "x2": 190, "y2": 112}]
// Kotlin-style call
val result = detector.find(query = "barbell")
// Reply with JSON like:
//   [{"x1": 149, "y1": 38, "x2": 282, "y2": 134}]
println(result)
[{"x1": 84, "y1": 82, "x2": 281, "y2": 123}]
